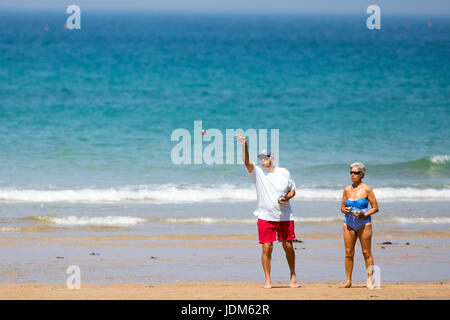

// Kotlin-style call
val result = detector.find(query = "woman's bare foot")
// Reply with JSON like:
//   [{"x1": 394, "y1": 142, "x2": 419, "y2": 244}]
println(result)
[
  {"x1": 264, "y1": 283, "x2": 272, "y2": 289},
  {"x1": 366, "y1": 277, "x2": 374, "y2": 289},
  {"x1": 340, "y1": 281, "x2": 352, "y2": 288}
]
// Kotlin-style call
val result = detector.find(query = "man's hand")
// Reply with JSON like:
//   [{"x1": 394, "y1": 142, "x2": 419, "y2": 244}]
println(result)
[
  {"x1": 279, "y1": 189, "x2": 295, "y2": 204},
  {"x1": 236, "y1": 134, "x2": 246, "y2": 145},
  {"x1": 278, "y1": 195, "x2": 288, "y2": 204}
]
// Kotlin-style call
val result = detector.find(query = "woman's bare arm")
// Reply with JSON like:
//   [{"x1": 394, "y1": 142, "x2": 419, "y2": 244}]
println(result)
[
  {"x1": 364, "y1": 186, "x2": 379, "y2": 217},
  {"x1": 341, "y1": 188, "x2": 351, "y2": 214}
]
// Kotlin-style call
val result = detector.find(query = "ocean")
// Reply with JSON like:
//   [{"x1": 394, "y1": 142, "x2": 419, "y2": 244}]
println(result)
[
  {"x1": 0, "y1": 10, "x2": 449, "y2": 284},
  {"x1": 1, "y1": 11, "x2": 449, "y2": 216}
]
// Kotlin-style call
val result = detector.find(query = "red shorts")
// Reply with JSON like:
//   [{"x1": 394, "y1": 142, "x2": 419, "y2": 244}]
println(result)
[{"x1": 257, "y1": 219, "x2": 296, "y2": 244}]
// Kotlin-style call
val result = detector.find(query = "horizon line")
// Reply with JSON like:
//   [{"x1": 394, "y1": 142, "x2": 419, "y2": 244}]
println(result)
[{"x1": 1, "y1": 7, "x2": 450, "y2": 16}]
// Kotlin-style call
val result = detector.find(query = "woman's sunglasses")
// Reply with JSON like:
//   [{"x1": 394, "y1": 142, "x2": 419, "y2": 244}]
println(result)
[
  {"x1": 259, "y1": 156, "x2": 270, "y2": 161},
  {"x1": 350, "y1": 171, "x2": 361, "y2": 175}
]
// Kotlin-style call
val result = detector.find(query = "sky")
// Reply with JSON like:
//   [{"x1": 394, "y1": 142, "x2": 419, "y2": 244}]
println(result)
[{"x1": 1, "y1": 0, "x2": 449, "y2": 14}]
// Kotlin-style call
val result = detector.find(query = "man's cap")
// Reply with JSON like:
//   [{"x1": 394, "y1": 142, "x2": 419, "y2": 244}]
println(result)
[{"x1": 258, "y1": 149, "x2": 272, "y2": 157}]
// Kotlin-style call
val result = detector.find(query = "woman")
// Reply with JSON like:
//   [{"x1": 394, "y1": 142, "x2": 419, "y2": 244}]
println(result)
[{"x1": 340, "y1": 162, "x2": 379, "y2": 289}]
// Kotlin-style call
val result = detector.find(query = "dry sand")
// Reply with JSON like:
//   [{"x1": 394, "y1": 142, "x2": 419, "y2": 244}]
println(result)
[{"x1": 0, "y1": 281, "x2": 448, "y2": 300}]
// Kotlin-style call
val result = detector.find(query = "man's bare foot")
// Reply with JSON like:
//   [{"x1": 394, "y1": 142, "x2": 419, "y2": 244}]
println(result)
[
  {"x1": 289, "y1": 274, "x2": 299, "y2": 288},
  {"x1": 339, "y1": 281, "x2": 352, "y2": 288}
]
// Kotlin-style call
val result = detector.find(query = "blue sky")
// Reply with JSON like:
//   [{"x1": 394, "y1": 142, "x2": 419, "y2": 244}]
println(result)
[{"x1": 1, "y1": 0, "x2": 449, "y2": 14}]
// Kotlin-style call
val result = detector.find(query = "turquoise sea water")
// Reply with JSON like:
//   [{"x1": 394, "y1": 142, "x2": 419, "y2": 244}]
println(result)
[
  {"x1": 0, "y1": 11, "x2": 449, "y2": 222},
  {"x1": 1, "y1": 12, "x2": 449, "y2": 184}
]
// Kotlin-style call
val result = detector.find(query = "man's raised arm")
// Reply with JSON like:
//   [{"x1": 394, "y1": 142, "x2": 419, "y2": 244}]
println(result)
[{"x1": 236, "y1": 134, "x2": 254, "y2": 173}]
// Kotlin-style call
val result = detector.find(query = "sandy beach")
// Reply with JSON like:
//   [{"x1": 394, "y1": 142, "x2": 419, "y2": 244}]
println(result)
[
  {"x1": 1, "y1": 281, "x2": 449, "y2": 300},
  {"x1": 1, "y1": 201, "x2": 449, "y2": 300},
  {"x1": 1, "y1": 6, "x2": 450, "y2": 305},
  {"x1": 1, "y1": 227, "x2": 449, "y2": 300}
]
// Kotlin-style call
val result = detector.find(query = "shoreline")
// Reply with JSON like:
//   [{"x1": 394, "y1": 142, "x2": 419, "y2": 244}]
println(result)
[
  {"x1": 1, "y1": 281, "x2": 449, "y2": 300},
  {"x1": 1, "y1": 230, "x2": 449, "y2": 241}
]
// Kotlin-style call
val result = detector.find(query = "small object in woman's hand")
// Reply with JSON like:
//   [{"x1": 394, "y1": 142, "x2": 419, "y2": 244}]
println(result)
[
  {"x1": 278, "y1": 195, "x2": 287, "y2": 204},
  {"x1": 351, "y1": 208, "x2": 362, "y2": 217},
  {"x1": 201, "y1": 129, "x2": 206, "y2": 135}
]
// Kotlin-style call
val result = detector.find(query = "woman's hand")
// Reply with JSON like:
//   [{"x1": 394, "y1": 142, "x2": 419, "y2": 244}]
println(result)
[
  {"x1": 352, "y1": 209, "x2": 367, "y2": 218},
  {"x1": 352, "y1": 210, "x2": 361, "y2": 218},
  {"x1": 342, "y1": 206, "x2": 352, "y2": 214}
]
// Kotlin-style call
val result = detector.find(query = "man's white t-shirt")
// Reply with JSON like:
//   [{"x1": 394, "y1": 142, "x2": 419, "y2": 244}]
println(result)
[{"x1": 249, "y1": 165, "x2": 296, "y2": 221}]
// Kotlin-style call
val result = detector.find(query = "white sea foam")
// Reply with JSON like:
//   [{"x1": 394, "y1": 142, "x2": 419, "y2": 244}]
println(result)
[
  {"x1": 368, "y1": 187, "x2": 450, "y2": 200},
  {"x1": 390, "y1": 217, "x2": 450, "y2": 224},
  {"x1": 162, "y1": 216, "x2": 450, "y2": 225},
  {"x1": 163, "y1": 217, "x2": 257, "y2": 224},
  {"x1": 0, "y1": 185, "x2": 254, "y2": 203},
  {"x1": 30, "y1": 215, "x2": 450, "y2": 226},
  {"x1": 153, "y1": 216, "x2": 342, "y2": 225},
  {"x1": 32, "y1": 215, "x2": 343, "y2": 226},
  {"x1": 161, "y1": 216, "x2": 450, "y2": 225},
  {"x1": 260, "y1": 187, "x2": 450, "y2": 201},
  {"x1": 0, "y1": 227, "x2": 20, "y2": 232},
  {"x1": 35, "y1": 215, "x2": 146, "y2": 226},
  {"x1": 430, "y1": 155, "x2": 450, "y2": 164},
  {"x1": 0, "y1": 184, "x2": 449, "y2": 203}
]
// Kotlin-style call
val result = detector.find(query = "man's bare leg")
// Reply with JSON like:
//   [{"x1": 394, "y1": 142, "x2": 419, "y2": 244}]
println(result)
[
  {"x1": 262, "y1": 242, "x2": 273, "y2": 288},
  {"x1": 282, "y1": 240, "x2": 299, "y2": 287}
]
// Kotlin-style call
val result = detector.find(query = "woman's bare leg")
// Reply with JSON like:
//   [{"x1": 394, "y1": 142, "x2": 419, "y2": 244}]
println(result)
[
  {"x1": 340, "y1": 224, "x2": 358, "y2": 288},
  {"x1": 358, "y1": 223, "x2": 374, "y2": 289}
]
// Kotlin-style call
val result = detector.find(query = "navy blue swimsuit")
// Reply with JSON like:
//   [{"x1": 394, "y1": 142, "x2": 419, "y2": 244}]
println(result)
[{"x1": 344, "y1": 198, "x2": 371, "y2": 231}]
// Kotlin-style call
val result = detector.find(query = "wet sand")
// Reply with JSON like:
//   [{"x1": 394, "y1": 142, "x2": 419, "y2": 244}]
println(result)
[
  {"x1": 1, "y1": 230, "x2": 449, "y2": 242},
  {"x1": 1, "y1": 230, "x2": 449, "y2": 289}
]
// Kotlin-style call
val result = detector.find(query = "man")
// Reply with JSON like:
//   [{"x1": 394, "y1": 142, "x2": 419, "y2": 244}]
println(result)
[{"x1": 236, "y1": 134, "x2": 299, "y2": 289}]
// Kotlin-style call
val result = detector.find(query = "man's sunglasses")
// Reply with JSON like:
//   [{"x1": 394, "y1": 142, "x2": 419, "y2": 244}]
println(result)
[
  {"x1": 350, "y1": 171, "x2": 361, "y2": 175},
  {"x1": 259, "y1": 156, "x2": 270, "y2": 161}
]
